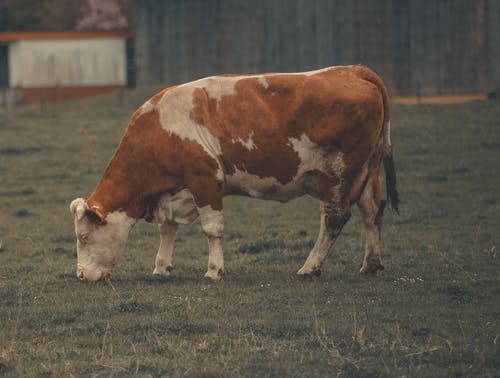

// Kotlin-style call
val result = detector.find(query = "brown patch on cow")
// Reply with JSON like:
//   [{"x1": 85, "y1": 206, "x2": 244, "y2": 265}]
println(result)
[
  {"x1": 298, "y1": 68, "x2": 383, "y2": 151},
  {"x1": 186, "y1": 174, "x2": 223, "y2": 211},
  {"x1": 314, "y1": 170, "x2": 340, "y2": 203},
  {"x1": 190, "y1": 81, "x2": 303, "y2": 184},
  {"x1": 189, "y1": 68, "x2": 385, "y2": 193},
  {"x1": 374, "y1": 199, "x2": 386, "y2": 232},
  {"x1": 87, "y1": 108, "x2": 221, "y2": 219},
  {"x1": 128, "y1": 107, "x2": 143, "y2": 125},
  {"x1": 149, "y1": 89, "x2": 167, "y2": 105}
]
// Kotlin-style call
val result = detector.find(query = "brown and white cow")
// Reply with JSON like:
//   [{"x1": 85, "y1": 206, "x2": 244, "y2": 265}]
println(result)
[{"x1": 70, "y1": 65, "x2": 398, "y2": 282}]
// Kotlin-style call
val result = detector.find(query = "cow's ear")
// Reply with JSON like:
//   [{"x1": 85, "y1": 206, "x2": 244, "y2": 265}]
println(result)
[
  {"x1": 86, "y1": 203, "x2": 107, "y2": 225},
  {"x1": 70, "y1": 198, "x2": 88, "y2": 221}
]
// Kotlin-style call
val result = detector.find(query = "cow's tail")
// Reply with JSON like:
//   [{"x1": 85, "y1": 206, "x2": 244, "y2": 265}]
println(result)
[
  {"x1": 383, "y1": 121, "x2": 399, "y2": 213},
  {"x1": 356, "y1": 65, "x2": 399, "y2": 213}
]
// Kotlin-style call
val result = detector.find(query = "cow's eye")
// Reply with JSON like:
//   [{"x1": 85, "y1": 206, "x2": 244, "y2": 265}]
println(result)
[{"x1": 78, "y1": 233, "x2": 90, "y2": 244}]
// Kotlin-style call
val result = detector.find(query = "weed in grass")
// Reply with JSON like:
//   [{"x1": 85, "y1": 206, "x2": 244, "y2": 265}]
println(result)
[
  {"x1": 0, "y1": 146, "x2": 43, "y2": 155},
  {"x1": 13, "y1": 209, "x2": 31, "y2": 217},
  {"x1": 0, "y1": 188, "x2": 36, "y2": 197}
]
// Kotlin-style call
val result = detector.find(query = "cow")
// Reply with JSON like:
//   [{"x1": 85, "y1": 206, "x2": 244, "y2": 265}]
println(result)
[{"x1": 70, "y1": 65, "x2": 398, "y2": 282}]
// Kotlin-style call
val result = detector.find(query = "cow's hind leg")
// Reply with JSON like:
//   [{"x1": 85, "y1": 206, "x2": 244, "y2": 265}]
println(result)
[
  {"x1": 153, "y1": 221, "x2": 178, "y2": 276},
  {"x1": 297, "y1": 201, "x2": 351, "y2": 276},
  {"x1": 358, "y1": 175, "x2": 385, "y2": 274}
]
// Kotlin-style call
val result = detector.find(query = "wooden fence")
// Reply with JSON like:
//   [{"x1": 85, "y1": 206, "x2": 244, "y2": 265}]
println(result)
[{"x1": 133, "y1": 0, "x2": 500, "y2": 96}]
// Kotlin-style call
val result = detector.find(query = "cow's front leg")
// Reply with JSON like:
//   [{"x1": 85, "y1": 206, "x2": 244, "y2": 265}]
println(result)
[
  {"x1": 298, "y1": 201, "x2": 351, "y2": 276},
  {"x1": 187, "y1": 174, "x2": 225, "y2": 280},
  {"x1": 199, "y1": 206, "x2": 225, "y2": 280},
  {"x1": 153, "y1": 221, "x2": 178, "y2": 276}
]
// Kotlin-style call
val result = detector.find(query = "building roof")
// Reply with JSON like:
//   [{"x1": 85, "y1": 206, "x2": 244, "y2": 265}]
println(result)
[{"x1": 0, "y1": 31, "x2": 132, "y2": 42}]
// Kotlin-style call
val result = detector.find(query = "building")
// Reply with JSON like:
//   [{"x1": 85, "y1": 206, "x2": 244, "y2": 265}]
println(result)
[{"x1": 0, "y1": 30, "x2": 133, "y2": 105}]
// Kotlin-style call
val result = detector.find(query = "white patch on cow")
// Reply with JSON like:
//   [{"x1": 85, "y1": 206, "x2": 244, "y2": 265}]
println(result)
[
  {"x1": 234, "y1": 132, "x2": 256, "y2": 150},
  {"x1": 198, "y1": 205, "x2": 224, "y2": 237},
  {"x1": 152, "y1": 190, "x2": 198, "y2": 225},
  {"x1": 140, "y1": 100, "x2": 156, "y2": 115},
  {"x1": 206, "y1": 78, "x2": 238, "y2": 101},
  {"x1": 328, "y1": 152, "x2": 346, "y2": 204},
  {"x1": 301, "y1": 66, "x2": 347, "y2": 76},
  {"x1": 155, "y1": 86, "x2": 222, "y2": 159},
  {"x1": 261, "y1": 66, "x2": 341, "y2": 79},
  {"x1": 289, "y1": 134, "x2": 322, "y2": 168},
  {"x1": 105, "y1": 210, "x2": 136, "y2": 232},
  {"x1": 329, "y1": 152, "x2": 346, "y2": 176},
  {"x1": 258, "y1": 76, "x2": 269, "y2": 89},
  {"x1": 296, "y1": 66, "x2": 338, "y2": 76},
  {"x1": 183, "y1": 76, "x2": 239, "y2": 101}
]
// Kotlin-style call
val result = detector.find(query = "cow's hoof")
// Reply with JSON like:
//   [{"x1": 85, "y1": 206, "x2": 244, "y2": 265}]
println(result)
[
  {"x1": 297, "y1": 267, "x2": 321, "y2": 277},
  {"x1": 204, "y1": 268, "x2": 224, "y2": 280},
  {"x1": 359, "y1": 263, "x2": 384, "y2": 275},
  {"x1": 153, "y1": 269, "x2": 170, "y2": 277},
  {"x1": 153, "y1": 264, "x2": 174, "y2": 276}
]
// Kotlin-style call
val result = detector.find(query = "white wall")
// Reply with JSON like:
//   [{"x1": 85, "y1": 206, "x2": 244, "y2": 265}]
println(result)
[{"x1": 9, "y1": 38, "x2": 126, "y2": 87}]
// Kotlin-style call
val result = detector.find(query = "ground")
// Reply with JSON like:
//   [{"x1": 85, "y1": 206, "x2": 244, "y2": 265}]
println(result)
[{"x1": 0, "y1": 90, "x2": 499, "y2": 377}]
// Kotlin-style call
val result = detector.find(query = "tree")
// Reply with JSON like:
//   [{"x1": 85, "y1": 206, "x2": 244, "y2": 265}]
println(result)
[
  {"x1": 76, "y1": 0, "x2": 130, "y2": 31},
  {"x1": 0, "y1": 0, "x2": 45, "y2": 31},
  {"x1": 0, "y1": 0, "x2": 130, "y2": 32}
]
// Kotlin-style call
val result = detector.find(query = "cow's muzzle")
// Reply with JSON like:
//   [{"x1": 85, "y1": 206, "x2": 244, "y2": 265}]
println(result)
[{"x1": 77, "y1": 268, "x2": 111, "y2": 282}]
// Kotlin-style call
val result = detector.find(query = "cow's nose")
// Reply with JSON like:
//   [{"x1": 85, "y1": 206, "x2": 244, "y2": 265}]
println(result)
[{"x1": 77, "y1": 270, "x2": 85, "y2": 281}]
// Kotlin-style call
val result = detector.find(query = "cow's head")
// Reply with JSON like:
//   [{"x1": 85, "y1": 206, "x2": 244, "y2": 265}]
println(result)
[{"x1": 69, "y1": 198, "x2": 135, "y2": 282}]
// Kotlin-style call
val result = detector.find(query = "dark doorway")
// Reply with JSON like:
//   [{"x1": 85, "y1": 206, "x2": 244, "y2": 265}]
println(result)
[{"x1": 0, "y1": 44, "x2": 8, "y2": 88}]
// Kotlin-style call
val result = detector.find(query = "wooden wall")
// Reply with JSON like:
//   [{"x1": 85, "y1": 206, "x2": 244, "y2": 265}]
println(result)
[{"x1": 134, "y1": 0, "x2": 500, "y2": 96}]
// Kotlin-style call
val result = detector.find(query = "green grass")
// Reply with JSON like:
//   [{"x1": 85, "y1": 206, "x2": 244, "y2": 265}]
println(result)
[{"x1": 1, "y1": 91, "x2": 499, "y2": 377}]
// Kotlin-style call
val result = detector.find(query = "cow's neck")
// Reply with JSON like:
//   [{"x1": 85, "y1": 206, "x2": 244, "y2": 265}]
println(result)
[
  {"x1": 87, "y1": 152, "x2": 150, "y2": 220},
  {"x1": 87, "y1": 116, "x2": 180, "y2": 221}
]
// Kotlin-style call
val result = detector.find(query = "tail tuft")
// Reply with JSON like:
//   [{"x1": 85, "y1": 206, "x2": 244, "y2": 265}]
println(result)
[{"x1": 383, "y1": 146, "x2": 399, "y2": 213}]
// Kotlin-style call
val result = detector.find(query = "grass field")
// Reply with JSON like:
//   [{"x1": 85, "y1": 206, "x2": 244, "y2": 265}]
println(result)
[{"x1": 0, "y1": 90, "x2": 499, "y2": 377}]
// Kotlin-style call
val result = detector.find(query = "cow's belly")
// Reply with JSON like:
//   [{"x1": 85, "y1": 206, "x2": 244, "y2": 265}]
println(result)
[
  {"x1": 223, "y1": 168, "x2": 318, "y2": 202},
  {"x1": 153, "y1": 189, "x2": 198, "y2": 224}
]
